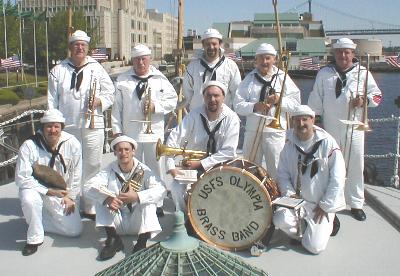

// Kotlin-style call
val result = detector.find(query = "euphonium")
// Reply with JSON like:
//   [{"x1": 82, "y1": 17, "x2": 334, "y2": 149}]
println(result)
[
  {"x1": 143, "y1": 84, "x2": 154, "y2": 134},
  {"x1": 156, "y1": 139, "x2": 207, "y2": 167},
  {"x1": 356, "y1": 53, "x2": 371, "y2": 131},
  {"x1": 86, "y1": 71, "x2": 97, "y2": 129},
  {"x1": 120, "y1": 165, "x2": 145, "y2": 212},
  {"x1": 266, "y1": 52, "x2": 290, "y2": 130}
]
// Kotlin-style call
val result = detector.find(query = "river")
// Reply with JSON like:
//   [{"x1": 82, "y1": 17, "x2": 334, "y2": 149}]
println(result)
[{"x1": 293, "y1": 72, "x2": 400, "y2": 185}]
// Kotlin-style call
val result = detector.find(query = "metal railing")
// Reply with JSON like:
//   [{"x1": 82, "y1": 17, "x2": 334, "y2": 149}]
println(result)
[{"x1": 365, "y1": 116, "x2": 400, "y2": 188}]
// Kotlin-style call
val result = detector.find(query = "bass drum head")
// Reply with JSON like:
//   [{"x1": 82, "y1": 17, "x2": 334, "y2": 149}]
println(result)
[{"x1": 187, "y1": 165, "x2": 273, "y2": 251}]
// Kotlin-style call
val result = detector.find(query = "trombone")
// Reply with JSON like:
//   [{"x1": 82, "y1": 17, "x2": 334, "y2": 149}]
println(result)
[{"x1": 356, "y1": 53, "x2": 371, "y2": 131}]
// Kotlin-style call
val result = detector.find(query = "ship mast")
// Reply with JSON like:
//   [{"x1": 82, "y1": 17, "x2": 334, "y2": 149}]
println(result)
[
  {"x1": 176, "y1": 0, "x2": 184, "y2": 123},
  {"x1": 67, "y1": 0, "x2": 73, "y2": 57}
]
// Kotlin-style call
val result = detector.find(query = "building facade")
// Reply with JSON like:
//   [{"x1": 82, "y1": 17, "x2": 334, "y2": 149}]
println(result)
[{"x1": 18, "y1": 0, "x2": 177, "y2": 61}]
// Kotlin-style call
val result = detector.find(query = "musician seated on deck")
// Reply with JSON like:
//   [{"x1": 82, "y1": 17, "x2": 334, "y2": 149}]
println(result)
[
  {"x1": 166, "y1": 80, "x2": 240, "y2": 213},
  {"x1": 85, "y1": 135, "x2": 165, "y2": 261},
  {"x1": 15, "y1": 109, "x2": 83, "y2": 256},
  {"x1": 273, "y1": 105, "x2": 345, "y2": 254}
]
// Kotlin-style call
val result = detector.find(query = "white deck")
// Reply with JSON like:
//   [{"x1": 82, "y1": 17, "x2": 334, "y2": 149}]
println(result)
[{"x1": 1, "y1": 153, "x2": 400, "y2": 275}]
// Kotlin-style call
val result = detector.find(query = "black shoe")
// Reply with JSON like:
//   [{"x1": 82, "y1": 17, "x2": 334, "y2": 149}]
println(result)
[
  {"x1": 131, "y1": 241, "x2": 146, "y2": 254},
  {"x1": 156, "y1": 207, "x2": 165, "y2": 217},
  {"x1": 22, "y1": 242, "x2": 42, "y2": 256},
  {"x1": 98, "y1": 236, "x2": 124, "y2": 261},
  {"x1": 131, "y1": 232, "x2": 150, "y2": 254},
  {"x1": 351, "y1": 208, "x2": 366, "y2": 221},
  {"x1": 331, "y1": 215, "x2": 340, "y2": 236}
]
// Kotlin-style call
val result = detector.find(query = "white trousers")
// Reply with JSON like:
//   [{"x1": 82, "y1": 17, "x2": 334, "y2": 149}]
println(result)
[
  {"x1": 273, "y1": 202, "x2": 334, "y2": 254},
  {"x1": 19, "y1": 189, "x2": 82, "y2": 244},
  {"x1": 135, "y1": 141, "x2": 167, "y2": 208},
  {"x1": 334, "y1": 128, "x2": 365, "y2": 209},
  {"x1": 242, "y1": 130, "x2": 286, "y2": 179},
  {"x1": 66, "y1": 127, "x2": 104, "y2": 214},
  {"x1": 95, "y1": 203, "x2": 161, "y2": 239}
]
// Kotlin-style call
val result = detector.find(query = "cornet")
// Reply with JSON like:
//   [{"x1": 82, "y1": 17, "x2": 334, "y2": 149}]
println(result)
[
  {"x1": 86, "y1": 71, "x2": 96, "y2": 129},
  {"x1": 143, "y1": 84, "x2": 154, "y2": 134}
]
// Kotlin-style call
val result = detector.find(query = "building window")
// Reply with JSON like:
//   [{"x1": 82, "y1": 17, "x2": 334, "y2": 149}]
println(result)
[
  {"x1": 144, "y1": 35, "x2": 147, "y2": 43},
  {"x1": 143, "y1": 22, "x2": 147, "y2": 31},
  {"x1": 131, "y1": 20, "x2": 135, "y2": 29},
  {"x1": 138, "y1": 34, "x2": 142, "y2": 43},
  {"x1": 138, "y1": 21, "x2": 141, "y2": 30},
  {"x1": 131, "y1": 33, "x2": 135, "y2": 43},
  {"x1": 286, "y1": 41, "x2": 297, "y2": 51}
]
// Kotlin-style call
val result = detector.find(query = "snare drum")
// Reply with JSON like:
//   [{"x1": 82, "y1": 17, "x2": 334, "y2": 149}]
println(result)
[{"x1": 187, "y1": 158, "x2": 280, "y2": 251}]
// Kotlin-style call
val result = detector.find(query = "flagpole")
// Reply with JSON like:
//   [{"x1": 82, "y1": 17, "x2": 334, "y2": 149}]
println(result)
[
  {"x1": 45, "y1": 11, "x2": 49, "y2": 77},
  {"x1": 18, "y1": 2, "x2": 25, "y2": 82},
  {"x1": 2, "y1": 2, "x2": 9, "y2": 86},
  {"x1": 33, "y1": 14, "x2": 38, "y2": 87}
]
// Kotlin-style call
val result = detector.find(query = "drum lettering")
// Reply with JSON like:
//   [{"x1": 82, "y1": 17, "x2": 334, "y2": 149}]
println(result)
[
  {"x1": 218, "y1": 230, "x2": 226, "y2": 240},
  {"x1": 198, "y1": 177, "x2": 223, "y2": 199},
  {"x1": 215, "y1": 176, "x2": 223, "y2": 186},
  {"x1": 230, "y1": 175, "x2": 239, "y2": 186},
  {"x1": 200, "y1": 215, "x2": 209, "y2": 225},
  {"x1": 231, "y1": 221, "x2": 260, "y2": 241},
  {"x1": 197, "y1": 209, "x2": 207, "y2": 216}
]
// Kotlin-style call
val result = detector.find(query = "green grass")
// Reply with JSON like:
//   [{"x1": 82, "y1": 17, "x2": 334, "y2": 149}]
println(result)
[{"x1": 0, "y1": 72, "x2": 48, "y2": 102}]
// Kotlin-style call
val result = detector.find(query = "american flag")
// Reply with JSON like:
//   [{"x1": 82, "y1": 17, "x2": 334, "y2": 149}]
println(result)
[
  {"x1": 0, "y1": 55, "x2": 22, "y2": 71},
  {"x1": 91, "y1": 48, "x2": 108, "y2": 61},
  {"x1": 299, "y1": 56, "x2": 320, "y2": 70},
  {"x1": 385, "y1": 55, "x2": 400, "y2": 68},
  {"x1": 226, "y1": 51, "x2": 242, "y2": 61}
]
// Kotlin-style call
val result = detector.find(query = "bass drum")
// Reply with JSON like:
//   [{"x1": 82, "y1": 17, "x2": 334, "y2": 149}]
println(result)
[{"x1": 187, "y1": 158, "x2": 280, "y2": 251}]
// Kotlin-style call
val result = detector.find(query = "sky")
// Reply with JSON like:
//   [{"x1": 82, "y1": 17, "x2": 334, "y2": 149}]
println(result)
[{"x1": 147, "y1": 0, "x2": 400, "y2": 34}]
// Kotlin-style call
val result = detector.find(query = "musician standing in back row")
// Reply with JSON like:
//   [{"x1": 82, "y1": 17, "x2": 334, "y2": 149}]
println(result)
[
  {"x1": 166, "y1": 81, "x2": 240, "y2": 212},
  {"x1": 47, "y1": 30, "x2": 115, "y2": 217},
  {"x1": 273, "y1": 105, "x2": 345, "y2": 254},
  {"x1": 308, "y1": 38, "x2": 382, "y2": 221},
  {"x1": 183, "y1": 28, "x2": 241, "y2": 110},
  {"x1": 234, "y1": 43, "x2": 300, "y2": 179},
  {"x1": 86, "y1": 136, "x2": 165, "y2": 260},
  {"x1": 15, "y1": 110, "x2": 82, "y2": 256},
  {"x1": 112, "y1": 44, "x2": 177, "y2": 213}
]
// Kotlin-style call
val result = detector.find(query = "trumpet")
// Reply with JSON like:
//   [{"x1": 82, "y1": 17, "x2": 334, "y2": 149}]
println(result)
[
  {"x1": 156, "y1": 139, "x2": 207, "y2": 167},
  {"x1": 86, "y1": 71, "x2": 96, "y2": 129},
  {"x1": 356, "y1": 54, "x2": 371, "y2": 131},
  {"x1": 143, "y1": 84, "x2": 154, "y2": 134}
]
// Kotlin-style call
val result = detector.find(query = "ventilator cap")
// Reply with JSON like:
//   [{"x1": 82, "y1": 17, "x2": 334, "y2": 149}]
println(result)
[
  {"x1": 202, "y1": 28, "x2": 223, "y2": 41},
  {"x1": 110, "y1": 135, "x2": 138, "y2": 150},
  {"x1": 131, "y1": 44, "x2": 152, "y2": 58},
  {"x1": 202, "y1": 80, "x2": 227, "y2": 96},
  {"x1": 291, "y1": 105, "x2": 315, "y2": 118},
  {"x1": 333, "y1": 38, "x2": 357, "y2": 49},
  {"x1": 256, "y1": 43, "x2": 277, "y2": 56},
  {"x1": 68, "y1": 30, "x2": 91, "y2": 44},
  {"x1": 40, "y1": 109, "x2": 66, "y2": 124}
]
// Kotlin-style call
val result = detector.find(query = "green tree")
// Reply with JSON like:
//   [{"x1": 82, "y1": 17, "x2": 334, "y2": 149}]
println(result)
[{"x1": 0, "y1": 1, "x2": 20, "y2": 58}]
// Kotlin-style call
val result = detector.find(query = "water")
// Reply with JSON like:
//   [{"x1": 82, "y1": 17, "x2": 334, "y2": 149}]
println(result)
[{"x1": 293, "y1": 72, "x2": 400, "y2": 185}]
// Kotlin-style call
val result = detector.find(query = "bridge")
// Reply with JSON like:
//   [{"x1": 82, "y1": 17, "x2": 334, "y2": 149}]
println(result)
[{"x1": 326, "y1": 29, "x2": 400, "y2": 36}]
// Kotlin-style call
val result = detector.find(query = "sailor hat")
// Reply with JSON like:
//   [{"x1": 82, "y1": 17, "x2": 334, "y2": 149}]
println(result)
[
  {"x1": 110, "y1": 135, "x2": 138, "y2": 150},
  {"x1": 256, "y1": 43, "x2": 277, "y2": 56},
  {"x1": 202, "y1": 28, "x2": 223, "y2": 41},
  {"x1": 291, "y1": 105, "x2": 315, "y2": 118},
  {"x1": 40, "y1": 109, "x2": 66, "y2": 124},
  {"x1": 68, "y1": 30, "x2": 91, "y2": 44},
  {"x1": 202, "y1": 80, "x2": 227, "y2": 96},
  {"x1": 332, "y1": 38, "x2": 357, "y2": 49},
  {"x1": 131, "y1": 44, "x2": 152, "y2": 58}
]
